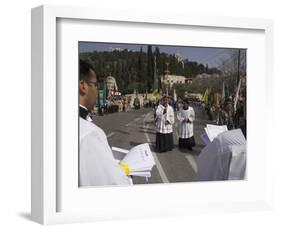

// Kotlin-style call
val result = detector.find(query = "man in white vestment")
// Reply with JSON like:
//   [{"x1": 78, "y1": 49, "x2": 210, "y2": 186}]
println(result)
[
  {"x1": 79, "y1": 60, "x2": 131, "y2": 187},
  {"x1": 155, "y1": 96, "x2": 175, "y2": 152},
  {"x1": 177, "y1": 98, "x2": 195, "y2": 150}
]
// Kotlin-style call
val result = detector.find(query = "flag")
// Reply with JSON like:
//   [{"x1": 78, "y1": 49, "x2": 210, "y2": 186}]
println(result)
[
  {"x1": 173, "y1": 88, "x2": 177, "y2": 101},
  {"x1": 153, "y1": 56, "x2": 158, "y2": 91},
  {"x1": 103, "y1": 80, "x2": 107, "y2": 101},
  {"x1": 221, "y1": 81, "x2": 225, "y2": 102},
  {"x1": 202, "y1": 88, "x2": 209, "y2": 104},
  {"x1": 152, "y1": 88, "x2": 158, "y2": 96},
  {"x1": 113, "y1": 85, "x2": 116, "y2": 95},
  {"x1": 234, "y1": 78, "x2": 242, "y2": 112},
  {"x1": 213, "y1": 93, "x2": 220, "y2": 108}
]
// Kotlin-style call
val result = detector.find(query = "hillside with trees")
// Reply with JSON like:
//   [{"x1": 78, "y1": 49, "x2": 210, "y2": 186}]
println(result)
[{"x1": 80, "y1": 46, "x2": 222, "y2": 94}]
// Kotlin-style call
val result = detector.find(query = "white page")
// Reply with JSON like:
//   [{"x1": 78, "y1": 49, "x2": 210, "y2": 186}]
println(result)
[
  {"x1": 121, "y1": 143, "x2": 155, "y2": 172},
  {"x1": 206, "y1": 124, "x2": 228, "y2": 142},
  {"x1": 111, "y1": 146, "x2": 129, "y2": 161},
  {"x1": 112, "y1": 146, "x2": 129, "y2": 154},
  {"x1": 129, "y1": 166, "x2": 153, "y2": 171},
  {"x1": 130, "y1": 171, "x2": 151, "y2": 177}
]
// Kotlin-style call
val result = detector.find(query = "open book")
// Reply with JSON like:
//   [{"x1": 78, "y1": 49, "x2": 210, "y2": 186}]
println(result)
[{"x1": 112, "y1": 143, "x2": 156, "y2": 178}]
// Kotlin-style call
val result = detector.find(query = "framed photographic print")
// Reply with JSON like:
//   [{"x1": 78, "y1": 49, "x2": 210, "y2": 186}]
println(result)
[{"x1": 31, "y1": 5, "x2": 274, "y2": 224}]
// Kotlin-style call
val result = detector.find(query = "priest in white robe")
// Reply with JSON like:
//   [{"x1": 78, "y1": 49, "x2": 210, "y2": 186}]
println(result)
[
  {"x1": 155, "y1": 96, "x2": 175, "y2": 152},
  {"x1": 79, "y1": 60, "x2": 131, "y2": 187},
  {"x1": 177, "y1": 98, "x2": 195, "y2": 150}
]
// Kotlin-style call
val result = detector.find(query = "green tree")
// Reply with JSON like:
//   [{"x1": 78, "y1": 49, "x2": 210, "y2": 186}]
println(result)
[{"x1": 147, "y1": 45, "x2": 154, "y2": 92}]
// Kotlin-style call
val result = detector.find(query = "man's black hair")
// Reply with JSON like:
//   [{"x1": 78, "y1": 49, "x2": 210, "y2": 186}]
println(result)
[
  {"x1": 184, "y1": 98, "x2": 189, "y2": 104},
  {"x1": 79, "y1": 59, "x2": 96, "y2": 81}
]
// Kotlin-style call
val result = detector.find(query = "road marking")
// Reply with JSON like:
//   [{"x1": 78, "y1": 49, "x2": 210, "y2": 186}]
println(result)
[
  {"x1": 125, "y1": 122, "x2": 131, "y2": 127},
  {"x1": 143, "y1": 112, "x2": 169, "y2": 183},
  {"x1": 107, "y1": 132, "x2": 115, "y2": 138},
  {"x1": 125, "y1": 117, "x2": 141, "y2": 127},
  {"x1": 185, "y1": 155, "x2": 197, "y2": 173}
]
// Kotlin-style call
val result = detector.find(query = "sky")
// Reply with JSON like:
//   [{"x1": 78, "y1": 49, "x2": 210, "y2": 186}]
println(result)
[{"x1": 79, "y1": 41, "x2": 245, "y2": 69}]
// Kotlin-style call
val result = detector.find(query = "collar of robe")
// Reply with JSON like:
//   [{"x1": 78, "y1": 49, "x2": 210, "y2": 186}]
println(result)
[{"x1": 79, "y1": 106, "x2": 93, "y2": 122}]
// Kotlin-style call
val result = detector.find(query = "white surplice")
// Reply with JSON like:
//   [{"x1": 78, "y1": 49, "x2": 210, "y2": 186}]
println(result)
[
  {"x1": 177, "y1": 106, "x2": 195, "y2": 138},
  {"x1": 196, "y1": 129, "x2": 246, "y2": 181},
  {"x1": 79, "y1": 118, "x2": 131, "y2": 187},
  {"x1": 155, "y1": 104, "x2": 175, "y2": 134}
]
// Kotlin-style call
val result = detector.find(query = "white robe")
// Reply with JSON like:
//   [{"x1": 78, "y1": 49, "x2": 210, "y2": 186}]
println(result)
[
  {"x1": 155, "y1": 104, "x2": 175, "y2": 134},
  {"x1": 196, "y1": 129, "x2": 246, "y2": 181},
  {"x1": 177, "y1": 107, "x2": 195, "y2": 138},
  {"x1": 79, "y1": 118, "x2": 131, "y2": 187}
]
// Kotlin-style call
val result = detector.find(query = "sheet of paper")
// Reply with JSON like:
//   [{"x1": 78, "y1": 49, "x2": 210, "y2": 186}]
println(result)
[
  {"x1": 205, "y1": 124, "x2": 228, "y2": 142},
  {"x1": 129, "y1": 171, "x2": 151, "y2": 177},
  {"x1": 112, "y1": 146, "x2": 129, "y2": 154},
  {"x1": 111, "y1": 146, "x2": 129, "y2": 161}
]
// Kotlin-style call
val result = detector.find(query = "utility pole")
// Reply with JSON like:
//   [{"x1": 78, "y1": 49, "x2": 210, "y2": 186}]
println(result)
[
  {"x1": 237, "y1": 49, "x2": 241, "y2": 85},
  {"x1": 153, "y1": 56, "x2": 158, "y2": 92}
]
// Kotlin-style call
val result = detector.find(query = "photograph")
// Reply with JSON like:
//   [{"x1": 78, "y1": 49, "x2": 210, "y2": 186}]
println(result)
[
  {"x1": 78, "y1": 41, "x2": 247, "y2": 187},
  {"x1": 28, "y1": 2, "x2": 278, "y2": 226}
]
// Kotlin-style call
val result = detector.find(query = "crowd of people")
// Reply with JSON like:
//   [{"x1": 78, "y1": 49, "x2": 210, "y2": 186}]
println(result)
[
  {"x1": 79, "y1": 59, "x2": 246, "y2": 186},
  {"x1": 153, "y1": 93, "x2": 247, "y2": 154},
  {"x1": 98, "y1": 95, "x2": 132, "y2": 115},
  {"x1": 98, "y1": 94, "x2": 151, "y2": 115},
  {"x1": 202, "y1": 95, "x2": 246, "y2": 138}
]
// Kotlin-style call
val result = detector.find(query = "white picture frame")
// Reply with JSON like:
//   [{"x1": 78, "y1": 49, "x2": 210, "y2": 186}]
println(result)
[{"x1": 31, "y1": 4, "x2": 274, "y2": 225}]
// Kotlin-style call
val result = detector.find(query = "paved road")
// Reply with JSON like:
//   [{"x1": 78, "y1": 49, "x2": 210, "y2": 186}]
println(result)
[{"x1": 93, "y1": 105, "x2": 214, "y2": 185}]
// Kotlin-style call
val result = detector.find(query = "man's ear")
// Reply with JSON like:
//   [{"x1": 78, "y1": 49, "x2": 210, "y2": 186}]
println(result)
[{"x1": 79, "y1": 80, "x2": 87, "y2": 95}]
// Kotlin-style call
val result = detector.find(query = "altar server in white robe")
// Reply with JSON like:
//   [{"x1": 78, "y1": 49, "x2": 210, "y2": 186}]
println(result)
[
  {"x1": 177, "y1": 98, "x2": 195, "y2": 150},
  {"x1": 79, "y1": 59, "x2": 130, "y2": 187},
  {"x1": 155, "y1": 96, "x2": 175, "y2": 152}
]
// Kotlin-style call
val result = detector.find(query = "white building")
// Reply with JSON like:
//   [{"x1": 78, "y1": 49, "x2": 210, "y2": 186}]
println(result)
[
  {"x1": 196, "y1": 73, "x2": 220, "y2": 78},
  {"x1": 109, "y1": 47, "x2": 132, "y2": 52},
  {"x1": 160, "y1": 74, "x2": 190, "y2": 87}
]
